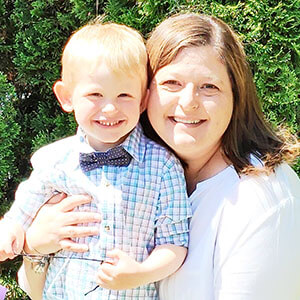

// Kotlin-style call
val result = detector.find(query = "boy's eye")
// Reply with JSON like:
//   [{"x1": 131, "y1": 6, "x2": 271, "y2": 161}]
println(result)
[
  {"x1": 88, "y1": 93, "x2": 103, "y2": 98},
  {"x1": 118, "y1": 93, "x2": 132, "y2": 98}
]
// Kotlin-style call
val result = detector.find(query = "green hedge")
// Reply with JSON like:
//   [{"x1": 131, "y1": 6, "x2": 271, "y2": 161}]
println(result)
[
  {"x1": 0, "y1": 73, "x2": 20, "y2": 206},
  {"x1": 0, "y1": 0, "x2": 299, "y2": 297}
]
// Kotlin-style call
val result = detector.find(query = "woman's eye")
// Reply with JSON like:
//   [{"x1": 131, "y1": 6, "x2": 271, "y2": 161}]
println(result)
[
  {"x1": 160, "y1": 80, "x2": 182, "y2": 91},
  {"x1": 202, "y1": 84, "x2": 219, "y2": 90},
  {"x1": 163, "y1": 80, "x2": 181, "y2": 86},
  {"x1": 198, "y1": 84, "x2": 220, "y2": 96}
]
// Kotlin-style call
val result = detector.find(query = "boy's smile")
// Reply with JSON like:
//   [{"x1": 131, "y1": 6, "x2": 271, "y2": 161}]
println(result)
[
  {"x1": 97, "y1": 120, "x2": 123, "y2": 126},
  {"x1": 55, "y1": 61, "x2": 146, "y2": 151}
]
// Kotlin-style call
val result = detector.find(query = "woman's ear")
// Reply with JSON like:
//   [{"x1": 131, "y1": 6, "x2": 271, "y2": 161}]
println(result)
[
  {"x1": 53, "y1": 80, "x2": 73, "y2": 113},
  {"x1": 140, "y1": 89, "x2": 149, "y2": 113}
]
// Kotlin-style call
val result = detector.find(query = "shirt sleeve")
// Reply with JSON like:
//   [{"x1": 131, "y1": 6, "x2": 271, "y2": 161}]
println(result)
[
  {"x1": 154, "y1": 156, "x2": 192, "y2": 248},
  {"x1": 214, "y1": 164, "x2": 300, "y2": 300},
  {"x1": 5, "y1": 151, "x2": 59, "y2": 230}
]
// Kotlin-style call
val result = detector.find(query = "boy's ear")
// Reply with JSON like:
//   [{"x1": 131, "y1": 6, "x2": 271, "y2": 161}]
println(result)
[
  {"x1": 140, "y1": 89, "x2": 149, "y2": 113},
  {"x1": 53, "y1": 80, "x2": 74, "y2": 113}
]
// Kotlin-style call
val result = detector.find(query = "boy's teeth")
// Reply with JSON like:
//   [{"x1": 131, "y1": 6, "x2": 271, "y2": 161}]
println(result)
[
  {"x1": 173, "y1": 117, "x2": 201, "y2": 124},
  {"x1": 99, "y1": 121, "x2": 119, "y2": 126}
]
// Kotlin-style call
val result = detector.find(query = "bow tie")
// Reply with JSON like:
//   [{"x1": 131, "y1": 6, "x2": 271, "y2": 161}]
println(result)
[{"x1": 79, "y1": 146, "x2": 132, "y2": 172}]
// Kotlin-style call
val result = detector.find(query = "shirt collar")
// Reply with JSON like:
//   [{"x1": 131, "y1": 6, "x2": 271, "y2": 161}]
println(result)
[
  {"x1": 76, "y1": 123, "x2": 146, "y2": 164},
  {"x1": 121, "y1": 123, "x2": 146, "y2": 164}
]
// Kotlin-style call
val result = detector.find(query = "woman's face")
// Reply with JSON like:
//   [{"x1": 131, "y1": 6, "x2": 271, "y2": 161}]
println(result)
[{"x1": 147, "y1": 46, "x2": 233, "y2": 162}]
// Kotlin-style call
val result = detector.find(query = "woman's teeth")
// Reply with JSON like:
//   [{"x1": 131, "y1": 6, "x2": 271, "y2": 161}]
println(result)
[{"x1": 173, "y1": 117, "x2": 201, "y2": 124}]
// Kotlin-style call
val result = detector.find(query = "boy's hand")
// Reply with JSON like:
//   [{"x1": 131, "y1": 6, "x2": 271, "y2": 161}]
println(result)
[
  {"x1": 0, "y1": 220, "x2": 24, "y2": 261},
  {"x1": 96, "y1": 249, "x2": 145, "y2": 290},
  {"x1": 96, "y1": 244, "x2": 187, "y2": 291}
]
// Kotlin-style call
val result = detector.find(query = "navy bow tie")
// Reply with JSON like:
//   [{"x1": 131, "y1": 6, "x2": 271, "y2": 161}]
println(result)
[{"x1": 79, "y1": 146, "x2": 132, "y2": 172}]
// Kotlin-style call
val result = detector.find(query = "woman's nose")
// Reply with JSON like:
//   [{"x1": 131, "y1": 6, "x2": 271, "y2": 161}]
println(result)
[{"x1": 178, "y1": 84, "x2": 199, "y2": 111}]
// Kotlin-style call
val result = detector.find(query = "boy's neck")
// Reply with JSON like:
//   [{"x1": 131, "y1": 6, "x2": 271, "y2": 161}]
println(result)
[{"x1": 85, "y1": 134, "x2": 127, "y2": 152}]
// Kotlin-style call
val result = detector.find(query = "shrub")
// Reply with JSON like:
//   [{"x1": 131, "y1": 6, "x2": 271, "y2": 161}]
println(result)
[{"x1": 0, "y1": 73, "x2": 20, "y2": 204}]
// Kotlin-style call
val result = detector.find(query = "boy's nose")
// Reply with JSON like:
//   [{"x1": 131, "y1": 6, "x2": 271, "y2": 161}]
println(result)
[{"x1": 101, "y1": 103, "x2": 117, "y2": 114}]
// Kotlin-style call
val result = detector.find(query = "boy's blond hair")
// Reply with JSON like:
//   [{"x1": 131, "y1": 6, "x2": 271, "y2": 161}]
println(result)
[{"x1": 61, "y1": 20, "x2": 148, "y2": 96}]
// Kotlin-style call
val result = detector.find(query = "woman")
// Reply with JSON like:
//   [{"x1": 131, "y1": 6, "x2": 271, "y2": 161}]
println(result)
[{"x1": 20, "y1": 13, "x2": 300, "y2": 299}]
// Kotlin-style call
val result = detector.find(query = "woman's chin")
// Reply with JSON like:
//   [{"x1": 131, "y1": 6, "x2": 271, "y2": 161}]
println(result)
[{"x1": 171, "y1": 135, "x2": 199, "y2": 151}]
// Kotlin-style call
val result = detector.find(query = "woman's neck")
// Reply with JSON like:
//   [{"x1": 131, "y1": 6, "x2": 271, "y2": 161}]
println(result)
[{"x1": 183, "y1": 148, "x2": 230, "y2": 195}]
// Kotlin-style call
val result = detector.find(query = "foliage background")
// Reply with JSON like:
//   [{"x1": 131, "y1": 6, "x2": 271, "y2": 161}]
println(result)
[{"x1": 0, "y1": 0, "x2": 299, "y2": 298}]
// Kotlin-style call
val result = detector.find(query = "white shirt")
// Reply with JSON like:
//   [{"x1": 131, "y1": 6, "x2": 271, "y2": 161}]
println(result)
[{"x1": 159, "y1": 163, "x2": 300, "y2": 300}]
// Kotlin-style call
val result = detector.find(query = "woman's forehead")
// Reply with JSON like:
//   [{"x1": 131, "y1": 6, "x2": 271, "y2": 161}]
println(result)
[{"x1": 155, "y1": 46, "x2": 229, "y2": 83}]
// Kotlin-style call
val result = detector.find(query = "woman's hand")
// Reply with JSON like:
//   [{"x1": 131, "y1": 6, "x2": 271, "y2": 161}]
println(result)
[{"x1": 25, "y1": 193, "x2": 101, "y2": 255}]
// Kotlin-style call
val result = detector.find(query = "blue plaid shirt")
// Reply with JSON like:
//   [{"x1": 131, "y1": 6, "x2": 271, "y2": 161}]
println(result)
[{"x1": 7, "y1": 124, "x2": 191, "y2": 299}]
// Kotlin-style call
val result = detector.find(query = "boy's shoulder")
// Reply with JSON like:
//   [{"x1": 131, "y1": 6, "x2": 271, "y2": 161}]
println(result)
[
  {"x1": 30, "y1": 135, "x2": 78, "y2": 168},
  {"x1": 141, "y1": 133, "x2": 182, "y2": 169}
]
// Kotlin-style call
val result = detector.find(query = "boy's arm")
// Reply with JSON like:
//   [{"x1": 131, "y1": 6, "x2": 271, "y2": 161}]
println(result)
[
  {"x1": 0, "y1": 218, "x2": 24, "y2": 261},
  {"x1": 137, "y1": 244, "x2": 187, "y2": 283},
  {"x1": 0, "y1": 165, "x2": 55, "y2": 262},
  {"x1": 96, "y1": 244, "x2": 187, "y2": 290},
  {"x1": 5, "y1": 142, "x2": 68, "y2": 233}
]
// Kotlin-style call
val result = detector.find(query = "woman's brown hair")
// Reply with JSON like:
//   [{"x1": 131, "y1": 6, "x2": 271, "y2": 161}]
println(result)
[{"x1": 144, "y1": 13, "x2": 298, "y2": 175}]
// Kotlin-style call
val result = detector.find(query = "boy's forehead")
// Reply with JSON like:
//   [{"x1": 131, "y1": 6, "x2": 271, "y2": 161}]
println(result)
[
  {"x1": 63, "y1": 42, "x2": 107, "y2": 75},
  {"x1": 64, "y1": 53, "x2": 133, "y2": 77},
  {"x1": 64, "y1": 39, "x2": 105, "y2": 60},
  {"x1": 64, "y1": 57, "x2": 144, "y2": 91}
]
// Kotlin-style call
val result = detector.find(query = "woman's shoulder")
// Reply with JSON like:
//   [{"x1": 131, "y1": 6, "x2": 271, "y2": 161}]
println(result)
[
  {"x1": 217, "y1": 162, "x2": 300, "y2": 231},
  {"x1": 195, "y1": 160, "x2": 300, "y2": 225},
  {"x1": 214, "y1": 164, "x2": 300, "y2": 300},
  {"x1": 238, "y1": 163, "x2": 299, "y2": 205},
  {"x1": 214, "y1": 162, "x2": 300, "y2": 254}
]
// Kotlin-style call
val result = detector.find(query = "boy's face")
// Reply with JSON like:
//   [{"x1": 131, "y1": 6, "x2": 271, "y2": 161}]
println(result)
[{"x1": 57, "y1": 61, "x2": 146, "y2": 151}]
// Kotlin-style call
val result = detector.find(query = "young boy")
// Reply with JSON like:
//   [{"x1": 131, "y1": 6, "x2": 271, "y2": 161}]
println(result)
[{"x1": 0, "y1": 21, "x2": 191, "y2": 298}]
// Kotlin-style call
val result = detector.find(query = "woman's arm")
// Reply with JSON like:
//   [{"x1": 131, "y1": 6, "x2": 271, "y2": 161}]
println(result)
[
  {"x1": 18, "y1": 193, "x2": 101, "y2": 299},
  {"x1": 18, "y1": 251, "x2": 47, "y2": 300}
]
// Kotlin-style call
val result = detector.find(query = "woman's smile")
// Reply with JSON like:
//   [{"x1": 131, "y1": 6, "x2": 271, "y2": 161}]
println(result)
[{"x1": 170, "y1": 116, "x2": 206, "y2": 126}]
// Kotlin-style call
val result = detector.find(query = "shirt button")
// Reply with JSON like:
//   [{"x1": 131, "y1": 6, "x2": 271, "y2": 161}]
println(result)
[{"x1": 104, "y1": 225, "x2": 110, "y2": 231}]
